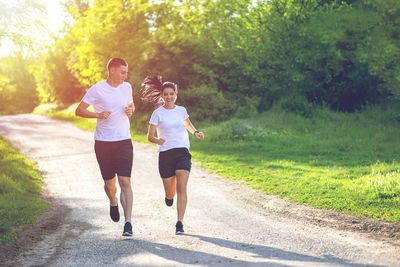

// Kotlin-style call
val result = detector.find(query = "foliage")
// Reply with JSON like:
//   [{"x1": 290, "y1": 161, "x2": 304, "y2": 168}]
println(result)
[
  {"x1": 33, "y1": 39, "x2": 83, "y2": 105},
  {"x1": 2, "y1": 0, "x2": 400, "y2": 116},
  {"x1": 360, "y1": 0, "x2": 400, "y2": 98},
  {"x1": 0, "y1": 0, "x2": 45, "y2": 49},
  {"x1": 178, "y1": 85, "x2": 236, "y2": 122},
  {"x1": 281, "y1": 96, "x2": 314, "y2": 118},
  {"x1": 65, "y1": 0, "x2": 151, "y2": 88},
  {"x1": 32, "y1": 103, "x2": 62, "y2": 115},
  {"x1": 0, "y1": 136, "x2": 49, "y2": 247},
  {"x1": 290, "y1": 4, "x2": 386, "y2": 111},
  {"x1": 0, "y1": 53, "x2": 39, "y2": 114}
]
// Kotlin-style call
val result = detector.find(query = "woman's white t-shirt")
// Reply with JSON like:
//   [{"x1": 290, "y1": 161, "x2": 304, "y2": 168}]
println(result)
[
  {"x1": 149, "y1": 105, "x2": 190, "y2": 152},
  {"x1": 82, "y1": 80, "x2": 133, "y2": 141}
]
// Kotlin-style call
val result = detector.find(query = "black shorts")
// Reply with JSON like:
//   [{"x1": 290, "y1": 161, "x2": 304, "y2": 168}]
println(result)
[
  {"x1": 159, "y1": 148, "x2": 191, "y2": 178},
  {"x1": 94, "y1": 139, "x2": 133, "y2": 180}
]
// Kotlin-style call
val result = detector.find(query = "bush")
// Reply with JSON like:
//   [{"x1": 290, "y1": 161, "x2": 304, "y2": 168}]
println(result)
[
  {"x1": 178, "y1": 85, "x2": 236, "y2": 122},
  {"x1": 234, "y1": 96, "x2": 260, "y2": 119},
  {"x1": 281, "y1": 97, "x2": 314, "y2": 118},
  {"x1": 32, "y1": 103, "x2": 61, "y2": 115}
]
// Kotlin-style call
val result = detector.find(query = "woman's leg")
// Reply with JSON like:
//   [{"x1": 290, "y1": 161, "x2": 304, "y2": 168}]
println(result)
[
  {"x1": 175, "y1": 170, "x2": 190, "y2": 222},
  {"x1": 162, "y1": 176, "x2": 176, "y2": 199}
]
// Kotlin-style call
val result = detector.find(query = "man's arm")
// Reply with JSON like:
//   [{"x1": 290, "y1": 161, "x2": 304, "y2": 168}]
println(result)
[
  {"x1": 75, "y1": 101, "x2": 112, "y2": 119},
  {"x1": 75, "y1": 101, "x2": 98, "y2": 118}
]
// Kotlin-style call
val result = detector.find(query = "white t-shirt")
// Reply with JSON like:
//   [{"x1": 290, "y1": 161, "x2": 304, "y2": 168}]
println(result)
[
  {"x1": 149, "y1": 105, "x2": 190, "y2": 152},
  {"x1": 82, "y1": 80, "x2": 133, "y2": 141}
]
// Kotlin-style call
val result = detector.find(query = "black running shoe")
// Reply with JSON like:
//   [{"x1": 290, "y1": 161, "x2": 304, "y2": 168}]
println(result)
[
  {"x1": 122, "y1": 222, "x2": 133, "y2": 236},
  {"x1": 175, "y1": 221, "x2": 184, "y2": 235},
  {"x1": 165, "y1": 197, "x2": 173, "y2": 207},
  {"x1": 110, "y1": 198, "x2": 120, "y2": 222}
]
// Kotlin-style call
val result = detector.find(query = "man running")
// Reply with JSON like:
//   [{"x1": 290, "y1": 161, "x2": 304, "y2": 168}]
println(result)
[{"x1": 75, "y1": 57, "x2": 134, "y2": 236}]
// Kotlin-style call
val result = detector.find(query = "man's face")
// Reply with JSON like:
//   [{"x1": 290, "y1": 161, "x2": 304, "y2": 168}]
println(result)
[{"x1": 110, "y1": 65, "x2": 128, "y2": 85}]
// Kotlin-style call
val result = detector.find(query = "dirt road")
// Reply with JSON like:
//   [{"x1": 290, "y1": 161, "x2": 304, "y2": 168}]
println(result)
[{"x1": 0, "y1": 114, "x2": 399, "y2": 266}]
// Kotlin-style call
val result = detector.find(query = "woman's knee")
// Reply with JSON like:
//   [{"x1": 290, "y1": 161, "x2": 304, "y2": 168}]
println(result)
[{"x1": 176, "y1": 183, "x2": 187, "y2": 195}]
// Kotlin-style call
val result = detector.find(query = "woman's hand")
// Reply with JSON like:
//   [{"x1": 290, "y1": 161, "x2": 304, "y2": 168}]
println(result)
[{"x1": 194, "y1": 131, "x2": 204, "y2": 140}]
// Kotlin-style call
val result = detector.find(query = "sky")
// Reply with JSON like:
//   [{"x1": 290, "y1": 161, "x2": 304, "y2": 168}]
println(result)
[{"x1": 0, "y1": 0, "x2": 67, "y2": 57}]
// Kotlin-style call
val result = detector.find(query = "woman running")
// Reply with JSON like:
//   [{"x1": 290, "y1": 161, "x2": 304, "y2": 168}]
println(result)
[{"x1": 141, "y1": 76, "x2": 204, "y2": 234}]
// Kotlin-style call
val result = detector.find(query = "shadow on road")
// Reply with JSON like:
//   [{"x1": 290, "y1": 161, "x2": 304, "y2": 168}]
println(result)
[{"x1": 119, "y1": 234, "x2": 383, "y2": 267}]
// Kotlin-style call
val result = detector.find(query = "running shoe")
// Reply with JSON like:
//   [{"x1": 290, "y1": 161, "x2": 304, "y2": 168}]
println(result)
[
  {"x1": 165, "y1": 197, "x2": 173, "y2": 207},
  {"x1": 122, "y1": 222, "x2": 133, "y2": 236},
  {"x1": 110, "y1": 197, "x2": 120, "y2": 222},
  {"x1": 175, "y1": 221, "x2": 184, "y2": 235}
]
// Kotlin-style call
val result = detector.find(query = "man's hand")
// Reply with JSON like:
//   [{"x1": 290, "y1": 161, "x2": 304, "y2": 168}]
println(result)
[
  {"x1": 98, "y1": 111, "x2": 112, "y2": 119},
  {"x1": 125, "y1": 106, "x2": 133, "y2": 117},
  {"x1": 125, "y1": 103, "x2": 134, "y2": 117}
]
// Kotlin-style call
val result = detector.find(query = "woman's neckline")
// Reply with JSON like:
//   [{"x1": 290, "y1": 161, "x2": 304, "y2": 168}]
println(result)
[{"x1": 162, "y1": 105, "x2": 176, "y2": 110}]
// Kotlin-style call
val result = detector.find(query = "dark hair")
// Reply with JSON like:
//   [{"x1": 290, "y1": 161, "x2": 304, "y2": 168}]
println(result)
[
  {"x1": 140, "y1": 75, "x2": 177, "y2": 104},
  {"x1": 107, "y1": 57, "x2": 128, "y2": 72}
]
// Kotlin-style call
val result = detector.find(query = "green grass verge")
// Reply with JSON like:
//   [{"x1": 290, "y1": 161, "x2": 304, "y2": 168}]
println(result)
[
  {"x1": 191, "y1": 106, "x2": 400, "y2": 222},
  {"x1": 0, "y1": 137, "x2": 49, "y2": 248},
  {"x1": 49, "y1": 103, "x2": 400, "y2": 222}
]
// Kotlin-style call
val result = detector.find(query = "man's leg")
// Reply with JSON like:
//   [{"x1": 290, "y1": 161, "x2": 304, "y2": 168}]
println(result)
[
  {"x1": 118, "y1": 176, "x2": 133, "y2": 222},
  {"x1": 105, "y1": 176, "x2": 120, "y2": 222},
  {"x1": 104, "y1": 176, "x2": 117, "y2": 205}
]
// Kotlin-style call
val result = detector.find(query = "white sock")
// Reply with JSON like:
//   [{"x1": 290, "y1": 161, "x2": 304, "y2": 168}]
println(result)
[{"x1": 110, "y1": 197, "x2": 118, "y2": 206}]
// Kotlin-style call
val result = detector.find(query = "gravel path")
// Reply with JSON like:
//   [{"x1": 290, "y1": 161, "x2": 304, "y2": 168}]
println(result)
[{"x1": 0, "y1": 114, "x2": 399, "y2": 267}]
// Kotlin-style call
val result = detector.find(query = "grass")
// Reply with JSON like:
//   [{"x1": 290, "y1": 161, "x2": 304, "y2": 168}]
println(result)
[
  {"x1": 48, "y1": 103, "x2": 400, "y2": 222},
  {"x1": 0, "y1": 137, "x2": 49, "y2": 248},
  {"x1": 191, "y1": 106, "x2": 400, "y2": 222}
]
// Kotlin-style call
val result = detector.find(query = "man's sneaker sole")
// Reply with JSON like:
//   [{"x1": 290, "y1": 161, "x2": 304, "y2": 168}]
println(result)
[
  {"x1": 122, "y1": 231, "x2": 133, "y2": 237},
  {"x1": 122, "y1": 222, "x2": 133, "y2": 237},
  {"x1": 175, "y1": 221, "x2": 184, "y2": 235}
]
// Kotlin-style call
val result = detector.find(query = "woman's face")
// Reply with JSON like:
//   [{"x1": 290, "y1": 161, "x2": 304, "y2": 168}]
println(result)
[{"x1": 161, "y1": 87, "x2": 177, "y2": 105}]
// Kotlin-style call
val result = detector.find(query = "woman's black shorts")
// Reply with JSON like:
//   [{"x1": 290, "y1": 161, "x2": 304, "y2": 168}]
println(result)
[
  {"x1": 158, "y1": 148, "x2": 191, "y2": 178},
  {"x1": 94, "y1": 139, "x2": 133, "y2": 180}
]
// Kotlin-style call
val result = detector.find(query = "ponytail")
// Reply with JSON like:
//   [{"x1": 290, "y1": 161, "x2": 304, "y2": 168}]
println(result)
[
  {"x1": 140, "y1": 75, "x2": 163, "y2": 104},
  {"x1": 140, "y1": 76, "x2": 178, "y2": 105}
]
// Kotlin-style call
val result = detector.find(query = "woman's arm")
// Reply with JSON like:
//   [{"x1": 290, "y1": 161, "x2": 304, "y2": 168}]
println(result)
[
  {"x1": 184, "y1": 118, "x2": 204, "y2": 140},
  {"x1": 147, "y1": 124, "x2": 165, "y2": 145}
]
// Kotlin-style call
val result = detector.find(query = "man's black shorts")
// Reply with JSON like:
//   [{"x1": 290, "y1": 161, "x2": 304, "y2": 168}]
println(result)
[
  {"x1": 158, "y1": 147, "x2": 191, "y2": 178},
  {"x1": 94, "y1": 139, "x2": 133, "y2": 180}
]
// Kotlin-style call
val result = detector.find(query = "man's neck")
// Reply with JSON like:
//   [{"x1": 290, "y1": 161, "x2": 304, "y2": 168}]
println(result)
[{"x1": 106, "y1": 77, "x2": 120, "y2": 88}]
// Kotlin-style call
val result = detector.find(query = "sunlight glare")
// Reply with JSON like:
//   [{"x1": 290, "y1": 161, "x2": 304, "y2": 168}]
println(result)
[{"x1": 0, "y1": 0, "x2": 66, "y2": 57}]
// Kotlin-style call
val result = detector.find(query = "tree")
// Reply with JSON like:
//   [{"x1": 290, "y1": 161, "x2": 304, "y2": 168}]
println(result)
[
  {"x1": 0, "y1": 53, "x2": 38, "y2": 114},
  {"x1": 65, "y1": 0, "x2": 151, "y2": 88},
  {"x1": 34, "y1": 39, "x2": 83, "y2": 104},
  {"x1": 0, "y1": 0, "x2": 45, "y2": 49}
]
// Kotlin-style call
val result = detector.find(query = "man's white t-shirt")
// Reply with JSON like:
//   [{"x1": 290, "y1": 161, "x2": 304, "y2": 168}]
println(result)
[
  {"x1": 149, "y1": 105, "x2": 190, "y2": 152},
  {"x1": 82, "y1": 80, "x2": 133, "y2": 141}
]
